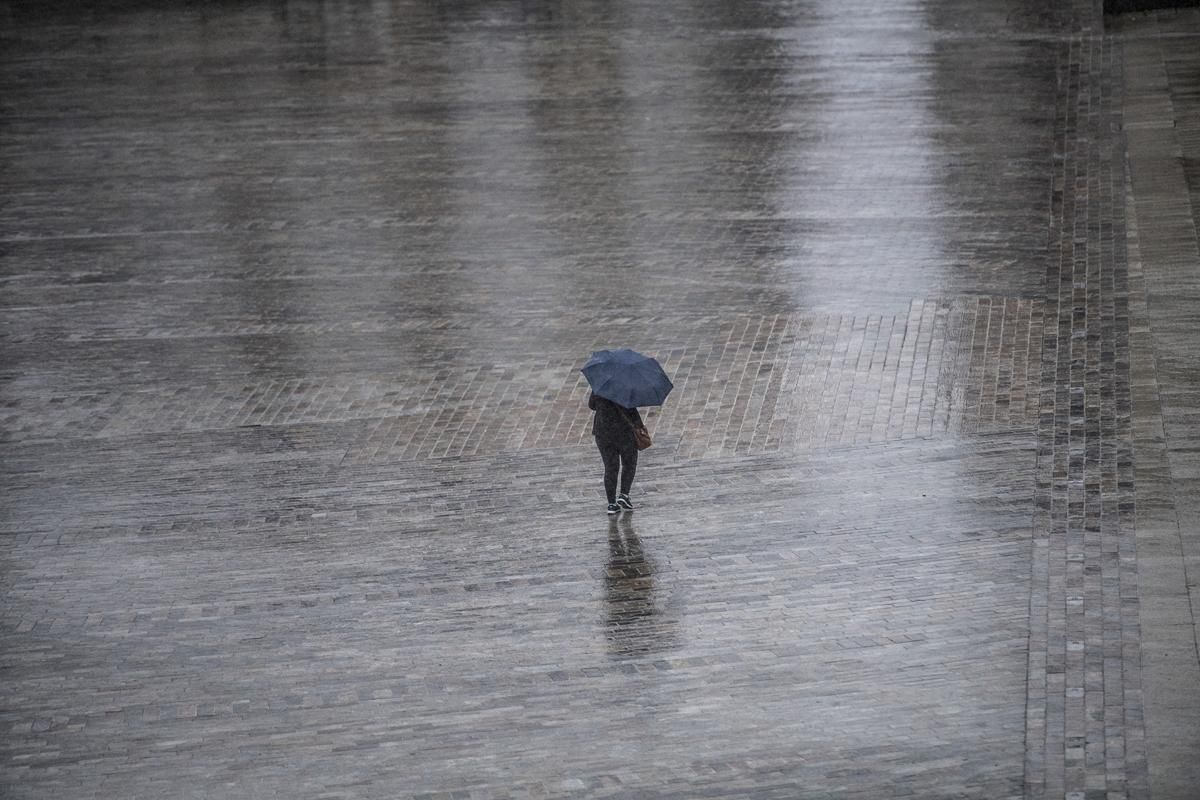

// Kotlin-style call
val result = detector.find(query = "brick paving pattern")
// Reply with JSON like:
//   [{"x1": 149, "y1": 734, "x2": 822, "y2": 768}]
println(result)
[
  {"x1": 1025, "y1": 25, "x2": 1147, "y2": 800},
  {"x1": 2, "y1": 0, "x2": 1199, "y2": 798}
]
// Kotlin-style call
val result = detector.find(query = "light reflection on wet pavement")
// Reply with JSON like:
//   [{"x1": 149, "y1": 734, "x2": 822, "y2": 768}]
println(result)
[{"x1": 3, "y1": 1, "x2": 1199, "y2": 798}]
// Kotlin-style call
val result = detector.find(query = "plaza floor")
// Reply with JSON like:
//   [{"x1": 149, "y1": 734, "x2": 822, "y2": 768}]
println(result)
[{"x1": 2, "y1": 1, "x2": 1200, "y2": 798}]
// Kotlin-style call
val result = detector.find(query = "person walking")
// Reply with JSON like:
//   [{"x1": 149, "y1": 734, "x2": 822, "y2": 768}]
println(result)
[
  {"x1": 580, "y1": 348, "x2": 672, "y2": 515},
  {"x1": 589, "y1": 391, "x2": 643, "y2": 515}
]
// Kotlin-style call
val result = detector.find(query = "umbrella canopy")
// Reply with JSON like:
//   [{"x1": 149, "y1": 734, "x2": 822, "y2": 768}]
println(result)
[{"x1": 581, "y1": 348, "x2": 674, "y2": 408}]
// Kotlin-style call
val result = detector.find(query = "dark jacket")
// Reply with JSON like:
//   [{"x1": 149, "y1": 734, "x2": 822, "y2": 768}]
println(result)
[{"x1": 589, "y1": 393, "x2": 644, "y2": 447}]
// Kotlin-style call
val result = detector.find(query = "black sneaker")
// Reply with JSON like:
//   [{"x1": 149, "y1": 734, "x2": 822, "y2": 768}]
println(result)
[
  {"x1": 617, "y1": 494, "x2": 634, "y2": 510},
  {"x1": 607, "y1": 503, "x2": 619, "y2": 515}
]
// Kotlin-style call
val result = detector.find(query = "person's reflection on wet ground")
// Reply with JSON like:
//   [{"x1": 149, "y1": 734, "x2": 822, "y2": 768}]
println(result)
[{"x1": 604, "y1": 515, "x2": 679, "y2": 659}]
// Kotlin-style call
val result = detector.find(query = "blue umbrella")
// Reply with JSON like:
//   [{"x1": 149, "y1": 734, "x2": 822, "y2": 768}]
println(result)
[{"x1": 581, "y1": 349, "x2": 674, "y2": 408}]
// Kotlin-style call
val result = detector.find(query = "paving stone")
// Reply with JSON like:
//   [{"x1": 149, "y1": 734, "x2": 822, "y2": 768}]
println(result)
[
  {"x1": 0, "y1": 0, "x2": 1197, "y2": 799},
  {"x1": 1114, "y1": 7, "x2": 1200, "y2": 798}
]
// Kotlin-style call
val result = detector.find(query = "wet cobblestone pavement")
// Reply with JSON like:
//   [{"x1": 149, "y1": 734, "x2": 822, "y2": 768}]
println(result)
[{"x1": 3, "y1": 1, "x2": 1200, "y2": 798}]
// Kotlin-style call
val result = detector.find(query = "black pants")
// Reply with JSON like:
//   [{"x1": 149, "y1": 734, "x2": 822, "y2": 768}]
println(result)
[{"x1": 596, "y1": 438, "x2": 637, "y2": 504}]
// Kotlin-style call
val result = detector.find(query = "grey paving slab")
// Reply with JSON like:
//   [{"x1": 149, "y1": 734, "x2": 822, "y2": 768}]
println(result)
[
  {"x1": 1115, "y1": 7, "x2": 1200, "y2": 799},
  {"x1": 0, "y1": 0, "x2": 1195, "y2": 798}
]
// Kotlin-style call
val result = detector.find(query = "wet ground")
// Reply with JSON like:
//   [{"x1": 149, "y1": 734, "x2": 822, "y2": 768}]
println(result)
[{"x1": 2, "y1": 1, "x2": 1199, "y2": 798}]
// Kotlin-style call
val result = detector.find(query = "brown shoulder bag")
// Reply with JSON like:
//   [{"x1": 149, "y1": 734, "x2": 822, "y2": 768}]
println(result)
[{"x1": 621, "y1": 409, "x2": 652, "y2": 450}]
